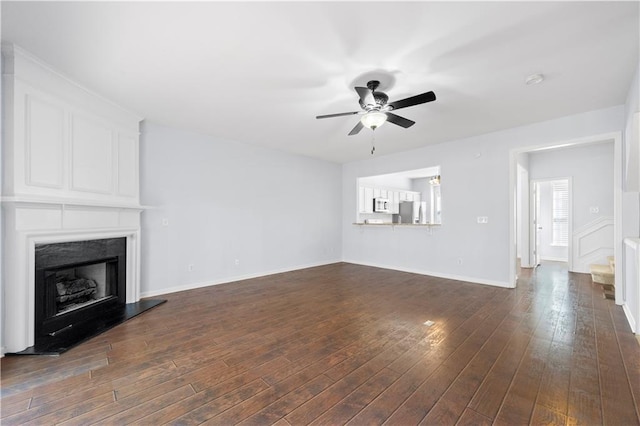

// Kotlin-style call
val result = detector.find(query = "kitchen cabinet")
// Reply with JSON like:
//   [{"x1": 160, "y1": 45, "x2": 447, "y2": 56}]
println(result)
[
  {"x1": 358, "y1": 185, "x2": 420, "y2": 218},
  {"x1": 363, "y1": 187, "x2": 374, "y2": 213},
  {"x1": 391, "y1": 191, "x2": 400, "y2": 214}
]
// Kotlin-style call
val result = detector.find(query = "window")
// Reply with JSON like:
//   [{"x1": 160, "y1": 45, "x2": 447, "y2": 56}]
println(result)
[{"x1": 552, "y1": 180, "x2": 569, "y2": 246}]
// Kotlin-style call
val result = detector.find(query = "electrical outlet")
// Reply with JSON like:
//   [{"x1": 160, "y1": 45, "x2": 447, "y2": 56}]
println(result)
[
  {"x1": 589, "y1": 206, "x2": 599, "y2": 214},
  {"x1": 457, "y1": 258, "x2": 463, "y2": 265},
  {"x1": 234, "y1": 259, "x2": 240, "y2": 266},
  {"x1": 477, "y1": 216, "x2": 488, "y2": 224},
  {"x1": 188, "y1": 264, "x2": 194, "y2": 272}
]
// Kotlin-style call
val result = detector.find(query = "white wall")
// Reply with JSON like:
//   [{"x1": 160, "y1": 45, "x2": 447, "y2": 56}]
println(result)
[
  {"x1": 342, "y1": 106, "x2": 624, "y2": 287},
  {"x1": 622, "y1": 61, "x2": 640, "y2": 332},
  {"x1": 624, "y1": 62, "x2": 640, "y2": 233},
  {"x1": 139, "y1": 122, "x2": 342, "y2": 297},
  {"x1": 529, "y1": 142, "x2": 614, "y2": 232}
]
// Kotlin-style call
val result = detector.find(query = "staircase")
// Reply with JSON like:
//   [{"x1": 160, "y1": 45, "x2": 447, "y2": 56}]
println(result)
[{"x1": 590, "y1": 256, "x2": 615, "y2": 299}]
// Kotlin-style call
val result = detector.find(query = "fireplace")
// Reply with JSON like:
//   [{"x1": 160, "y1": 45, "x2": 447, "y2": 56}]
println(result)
[
  {"x1": 6, "y1": 235, "x2": 166, "y2": 355},
  {"x1": 35, "y1": 238, "x2": 127, "y2": 343}
]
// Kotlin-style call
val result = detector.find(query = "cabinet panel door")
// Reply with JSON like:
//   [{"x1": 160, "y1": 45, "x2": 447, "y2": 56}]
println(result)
[
  {"x1": 71, "y1": 114, "x2": 113, "y2": 194},
  {"x1": 364, "y1": 187, "x2": 374, "y2": 213},
  {"x1": 392, "y1": 191, "x2": 400, "y2": 214},
  {"x1": 25, "y1": 95, "x2": 64, "y2": 188},
  {"x1": 117, "y1": 132, "x2": 138, "y2": 198},
  {"x1": 358, "y1": 187, "x2": 366, "y2": 213}
]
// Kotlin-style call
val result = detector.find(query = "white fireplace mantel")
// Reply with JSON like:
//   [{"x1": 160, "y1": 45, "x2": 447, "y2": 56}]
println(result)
[
  {"x1": 2, "y1": 45, "x2": 144, "y2": 354},
  {"x1": 2, "y1": 200, "x2": 144, "y2": 352}
]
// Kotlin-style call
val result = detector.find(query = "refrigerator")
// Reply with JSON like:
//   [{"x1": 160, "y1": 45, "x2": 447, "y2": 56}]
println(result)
[
  {"x1": 395, "y1": 201, "x2": 415, "y2": 224},
  {"x1": 394, "y1": 201, "x2": 427, "y2": 224}
]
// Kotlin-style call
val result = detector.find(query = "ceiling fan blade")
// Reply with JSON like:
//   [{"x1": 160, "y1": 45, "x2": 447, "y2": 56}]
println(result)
[
  {"x1": 348, "y1": 121, "x2": 364, "y2": 136},
  {"x1": 316, "y1": 111, "x2": 361, "y2": 119},
  {"x1": 387, "y1": 91, "x2": 436, "y2": 111},
  {"x1": 385, "y1": 112, "x2": 415, "y2": 128},
  {"x1": 355, "y1": 86, "x2": 375, "y2": 107}
]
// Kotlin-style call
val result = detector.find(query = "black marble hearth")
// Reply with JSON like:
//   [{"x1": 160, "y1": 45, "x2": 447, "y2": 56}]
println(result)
[{"x1": 9, "y1": 299, "x2": 166, "y2": 355}]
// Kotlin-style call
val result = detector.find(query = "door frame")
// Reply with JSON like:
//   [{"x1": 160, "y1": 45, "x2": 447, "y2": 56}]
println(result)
[{"x1": 508, "y1": 131, "x2": 622, "y2": 305}]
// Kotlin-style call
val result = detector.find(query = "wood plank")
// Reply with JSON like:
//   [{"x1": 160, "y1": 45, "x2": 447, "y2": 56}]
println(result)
[{"x1": 0, "y1": 262, "x2": 637, "y2": 425}]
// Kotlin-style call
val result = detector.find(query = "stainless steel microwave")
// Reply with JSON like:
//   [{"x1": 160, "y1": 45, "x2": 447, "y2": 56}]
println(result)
[{"x1": 373, "y1": 197, "x2": 391, "y2": 213}]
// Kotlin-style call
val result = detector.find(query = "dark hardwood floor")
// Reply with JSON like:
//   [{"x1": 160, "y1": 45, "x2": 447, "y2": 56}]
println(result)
[{"x1": 1, "y1": 262, "x2": 639, "y2": 425}]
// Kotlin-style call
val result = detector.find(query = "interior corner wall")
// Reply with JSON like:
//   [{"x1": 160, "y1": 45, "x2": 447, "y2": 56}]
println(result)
[
  {"x1": 624, "y1": 61, "x2": 640, "y2": 235},
  {"x1": 139, "y1": 122, "x2": 343, "y2": 297},
  {"x1": 342, "y1": 106, "x2": 625, "y2": 287},
  {"x1": 0, "y1": 28, "x2": 4, "y2": 356}
]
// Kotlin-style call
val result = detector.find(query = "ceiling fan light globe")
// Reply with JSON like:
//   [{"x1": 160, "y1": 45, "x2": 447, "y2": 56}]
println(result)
[{"x1": 361, "y1": 111, "x2": 387, "y2": 130}]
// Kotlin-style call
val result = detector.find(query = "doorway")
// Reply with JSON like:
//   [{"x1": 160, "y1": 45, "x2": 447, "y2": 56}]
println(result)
[
  {"x1": 509, "y1": 133, "x2": 621, "y2": 298},
  {"x1": 531, "y1": 178, "x2": 571, "y2": 267}
]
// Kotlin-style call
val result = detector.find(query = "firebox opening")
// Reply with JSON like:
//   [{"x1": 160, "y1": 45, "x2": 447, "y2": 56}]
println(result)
[{"x1": 51, "y1": 258, "x2": 117, "y2": 316}]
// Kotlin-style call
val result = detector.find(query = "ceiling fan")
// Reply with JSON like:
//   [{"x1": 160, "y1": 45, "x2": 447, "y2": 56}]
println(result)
[{"x1": 316, "y1": 80, "x2": 436, "y2": 136}]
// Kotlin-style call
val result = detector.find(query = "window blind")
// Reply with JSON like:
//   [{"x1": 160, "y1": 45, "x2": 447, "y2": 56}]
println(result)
[{"x1": 552, "y1": 180, "x2": 569, "y2": 246}]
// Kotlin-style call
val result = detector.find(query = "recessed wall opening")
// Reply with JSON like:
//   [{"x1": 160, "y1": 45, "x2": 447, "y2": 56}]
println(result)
[{"x1": 356, "y1": 166, "x2": 442, "y2": 225}]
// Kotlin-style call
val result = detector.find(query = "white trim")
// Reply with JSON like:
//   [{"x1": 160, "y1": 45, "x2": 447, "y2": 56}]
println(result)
[
  {"x1": 623, "y1": 237, "x2": 640, "y2": 334},
  {"x1": 623, "y1": 303, "x2": 637, "y2": 334},
  {"x1": 342, "y1": 260, "x2": 511, "y2": 288},
  {"x1": 140, "y1": 259, "x2": 343, "y2": 298}
]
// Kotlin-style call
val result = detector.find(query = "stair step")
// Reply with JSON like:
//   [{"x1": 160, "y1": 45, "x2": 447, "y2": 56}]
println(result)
[
  {"x1": 590, "y1": 263, "x2": 613, "y2": 274},
  {"x1": 601, "y1": 283, "x2": 615, "y2": 292},
  {"x1": 590, "y1": 262, "x2": 614, "y2": 285}
]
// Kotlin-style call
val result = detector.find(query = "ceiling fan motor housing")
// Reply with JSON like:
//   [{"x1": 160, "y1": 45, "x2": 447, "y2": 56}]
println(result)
[{"x1": 359, "y1": 80, "x2": 389, "y2": 109}]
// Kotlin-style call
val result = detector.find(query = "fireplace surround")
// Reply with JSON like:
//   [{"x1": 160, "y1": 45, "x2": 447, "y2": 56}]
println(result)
[{"x1": 35, "y1": 238, "x2": 126, "y2": 344}]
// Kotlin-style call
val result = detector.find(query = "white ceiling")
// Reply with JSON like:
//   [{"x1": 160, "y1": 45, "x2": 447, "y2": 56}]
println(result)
[{"x1": 2, "y1": 2, "x2": 638, "y2": 163}]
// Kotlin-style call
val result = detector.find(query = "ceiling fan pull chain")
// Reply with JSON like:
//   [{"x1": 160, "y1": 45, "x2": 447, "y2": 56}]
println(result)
[{"x1": 371, "y1": 131, "x2": 376, "y2": 155}]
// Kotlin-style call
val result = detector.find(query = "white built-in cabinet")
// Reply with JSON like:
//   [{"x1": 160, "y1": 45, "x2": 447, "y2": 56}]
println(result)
[{"x1": 2, "y1": 45, "x2": 141, "y2": 206}]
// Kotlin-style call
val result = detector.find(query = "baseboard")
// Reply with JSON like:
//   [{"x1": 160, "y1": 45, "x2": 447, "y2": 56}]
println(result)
[
  {"x1": 140, "y1": 259, "x2": 342, "y2": 298},
  {"x1": 622, "y1": 302, "x2": 638, "y2": 334},
  {"x1": 540, "y1": 256, "x2": 569, "y2": 262},
  {"x1": 342, "y1": 259, "x2": 512, "y2": 288}
]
